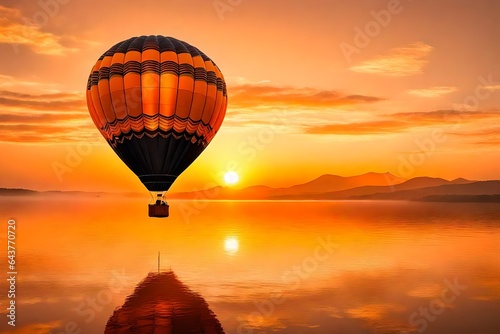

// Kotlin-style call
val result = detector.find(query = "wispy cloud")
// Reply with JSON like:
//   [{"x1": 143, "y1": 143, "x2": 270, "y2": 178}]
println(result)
[
  {"x1": 0, "y1": 88, "x2": 96, "y2": 143},
  {"x1": 408, "y1": 86, "x2": 457, "y2": 98},
  {"x1": 225, "y1": 76, "x2": 271, "y2": 86},
  {"x1": 222, "y1": 82, "x2": 385, "y2": 132},
  {"x1": 349, "y1": 42, "x2": 433, "y2": 77},
  {"x1": 0, "y1": 123, "x2": 98, "y2": 143},
  {"x1": 481, "y1": 85, "x2": 500, "y2": 91},
  {"x1": 0, "y1": 90, "x2": 85, "y2": 111},
  {"x1": 392, "y1": 110, "x2": 500, "y2": 122},
  {"x1": 305, "y1": 110, "x2": 500, "y2": 135},
  {"x1": 449, "y1": 127, "x2": 500, "y2": 147},
  {"x1": 0, "y1": 5, "x2": 76, "y2": 55},
  {"x1": 229, "y1": 83, "x2": 384, "y2": 109},
  {"x1": 0, "y1": 112, "x2": 88, "y2": 123},
  {"x1": 305, "y1": 120, "x2": 409, "y2": 135},
  {"x1": 1, "y1": 320, "x2": 63, "y2": 334},
  {"x1": 473, "y1": 141, "x2": 500, "y2": 147},
  {"x1": 0, "y1": 74, "x2": 60, "y2": 92}
]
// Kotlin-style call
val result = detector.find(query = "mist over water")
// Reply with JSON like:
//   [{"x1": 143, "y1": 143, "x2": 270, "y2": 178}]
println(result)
[{"x1": 1, "y1": 197, "x2": 499, "y2": 333}]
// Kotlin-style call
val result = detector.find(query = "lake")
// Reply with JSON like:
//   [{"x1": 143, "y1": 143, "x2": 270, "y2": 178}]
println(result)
[{"x1": 0, "y1": 197, "x2": 499, "y2": 333}]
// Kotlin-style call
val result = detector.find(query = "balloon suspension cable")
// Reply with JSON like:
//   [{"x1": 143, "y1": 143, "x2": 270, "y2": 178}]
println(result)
[{"x1": 150, "y1": 191, "x2": 167, "y2": 205}]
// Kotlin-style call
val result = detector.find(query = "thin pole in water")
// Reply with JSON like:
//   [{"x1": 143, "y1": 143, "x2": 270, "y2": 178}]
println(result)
[{"x1": 158, "y1": 251, "x2": 160, "y2": 273}]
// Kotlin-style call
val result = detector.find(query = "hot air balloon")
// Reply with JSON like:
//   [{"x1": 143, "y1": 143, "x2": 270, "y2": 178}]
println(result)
[{"x1": 86, "y1": 35, "x2": 227, "y2": 217}]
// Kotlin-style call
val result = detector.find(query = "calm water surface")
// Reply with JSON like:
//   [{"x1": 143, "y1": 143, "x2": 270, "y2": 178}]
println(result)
[{"x1": 0, "y1": 197, "x2": 499, "y2": 333}]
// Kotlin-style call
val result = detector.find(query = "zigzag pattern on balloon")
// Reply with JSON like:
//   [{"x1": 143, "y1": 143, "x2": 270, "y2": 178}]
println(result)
[
  {"x1": 96, "y1": 113, "x2": 216, "y2": 147},
  {"x1": 109, "y1": 128, "x2": 208, "y2": 147}
]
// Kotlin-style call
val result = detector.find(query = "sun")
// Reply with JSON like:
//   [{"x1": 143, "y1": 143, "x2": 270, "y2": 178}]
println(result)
[
  {"x1": 223, "y1": 171, "x2": 239, "y2": 185},
  {"x1": 224, "y1": 237, "x2": 239, "y2": 254}
]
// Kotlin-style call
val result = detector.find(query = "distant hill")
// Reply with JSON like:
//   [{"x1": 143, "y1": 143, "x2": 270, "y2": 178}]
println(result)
[
  {"x1": 0, "y1": 188, "x2": 38, "y2": 196},
  {"x1": 170, "y1": 172, "x2": 407, "y2": 200},
  {"x1": 0, "y1": 188, "x2": 141, "y2": 198},
  {"x1": 352, "y1": 180, "x2": 500, "y2": 201},
  {"x1": 419, "y1": 195, "x2": 500, "y2": 203},
  {"x1": 272, "y1": 177, "x2": 474, "y2": 200},
  {"x1": 271, "y1": 172, "x2": 406, "y2": 196}
]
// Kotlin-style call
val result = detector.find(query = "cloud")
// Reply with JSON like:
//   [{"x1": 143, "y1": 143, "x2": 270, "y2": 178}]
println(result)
[
  {"x1": 349, "y1": 42, "x2": 433, "y2": 77},
  {"x1": 0, "y1": 88, "x2": 96, "y2": 143},
  {"x1": 0, "y1": 90, "x2": 81, "y2": 100},
  {"x1": 0, "y1": 112, "x2": 88, "y2": 123},
  {"x1": 1, "y1": 321, "x2": 63, "y2": 334},
  {"x1": 449, "y1": 127, "x2": 500, "y2": 147},
  {"x1": 473, "y1": 141, "x2": 500, "y2": 147},
  {"x1": 222, "y1": 83, "x2": 385, "y2": 131},
  {"x1": 305, "y1": 110, "x2": 500, "y2": 135},
  {"x1": 392, "y1": 110, "x2": 500, "y2": 122},
  {"x1": 305, "y1": 120, "x2": 409, "y2": 135},
  {"x1": 450, "y1": 128, "x2": 500, "y2": 138},
  {"x1": 0, "y1": 74, "x2": 68, "y2": 98},
  {"x1": 0, "y1": 90, "x2": 85, "y2": 111},
  {"x1": 408, "y1": 86, "x2": 458, "y2": 98},
  {"x1": 0, "y1": 123, "x2": 98, "y2": 143},
  {"x1": 225, "y1": 76, "x2": 271, "y2": 86},
  {"x1": 0, "y1": 5, "x2": 76, "y2": 55},
  {"x1": 229, "y1": 83, "x2": 384, "y2": 109},
  {"x1": 481, "y1": 85, "x2": 500, "y2": 91}
]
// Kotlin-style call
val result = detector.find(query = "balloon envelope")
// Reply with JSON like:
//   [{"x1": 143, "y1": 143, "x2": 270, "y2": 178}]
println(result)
[{"x1": 86, "y1": 35, "x2": 227, "y2": 192}]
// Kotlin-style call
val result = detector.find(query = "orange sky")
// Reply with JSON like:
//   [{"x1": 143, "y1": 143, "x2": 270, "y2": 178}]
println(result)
[{"x1": 1, "y1": 0, "x2": 500, "y2": 193}]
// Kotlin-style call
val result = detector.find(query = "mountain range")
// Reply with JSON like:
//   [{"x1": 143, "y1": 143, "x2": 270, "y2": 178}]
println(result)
[
  {"x1": 169, "y1": 172, "x2": 500, "y2": 202},
  {"x1": 2, "y1": 172, "x2": 499, "y2": 202}
]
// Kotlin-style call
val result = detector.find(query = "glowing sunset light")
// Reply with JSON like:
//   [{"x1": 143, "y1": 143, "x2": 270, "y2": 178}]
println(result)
[
  {"x1": 224, "y1": 171, "x2": 239, "y2": 185},
  {"x1": 224, "y1": 237, "x2": 239, "y2": 255}
]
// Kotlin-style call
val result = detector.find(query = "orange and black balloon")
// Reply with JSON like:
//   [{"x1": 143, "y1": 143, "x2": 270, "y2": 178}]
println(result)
[{"x1": 86, "y1": 35, "x2": 227, "y2": 217}]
